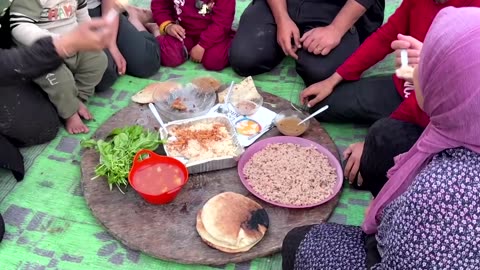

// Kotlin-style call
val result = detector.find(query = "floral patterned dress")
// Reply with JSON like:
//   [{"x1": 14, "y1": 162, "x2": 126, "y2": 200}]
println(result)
[{"x1": 282, "y1": 148, "x2": 480, "y2": 270}]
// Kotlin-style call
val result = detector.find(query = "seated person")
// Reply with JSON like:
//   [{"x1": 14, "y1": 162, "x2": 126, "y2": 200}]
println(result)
[
  {"x1": 229, "y1": 0, "x2": 385, "y2": 86},
  {"x1": 305, "y1": 0, "x2": 480, "y2": 193},
  {"x1": 0, "y1": 4, "x2": 112, "y2": 244},
  {"x1": 282, "y1": 7, "x2": 480, "y2": 269},
  {"x1": 87, "y1": 0, "x2": 161, "y2": 91},
  {"x1": 344, "y1": 35, "x2": 424, "y2": 195},
  {"x1": 149, "y1": 0, "x2": 235, "y2": 71},
  {"x1": 10, "y1": 0, "x2": 108, "y2": 134},
  {"x1": 302, "y1": 0, "x2": 480, "y2": 125}
]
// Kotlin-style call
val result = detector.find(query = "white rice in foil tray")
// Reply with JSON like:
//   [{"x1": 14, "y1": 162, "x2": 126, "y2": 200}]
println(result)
[{"x1": 162, "y1": 115, "x2": 244, "y2": 174}]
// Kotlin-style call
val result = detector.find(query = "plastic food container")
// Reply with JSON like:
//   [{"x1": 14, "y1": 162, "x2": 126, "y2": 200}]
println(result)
[
  {"x1": 128, "y1": 149, "x2": 189, "y2": 204},
  {"x1": 161, "y1": 115, "x2": 245, "y2": 174},
  {"x1": 229, "y1": 95, "x2": 264, "y2": 116},
  {"x1": 154, "y1": 81, "x2": 216, "y2": 121},
  {"x1": 274, "y1": 109, "x2": 310, "y2": 137}
]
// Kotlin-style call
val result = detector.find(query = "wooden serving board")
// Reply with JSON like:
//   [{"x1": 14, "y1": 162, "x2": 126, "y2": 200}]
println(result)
[{"x1": 81, "y1": 92, "x2": 341, "y2": 265}]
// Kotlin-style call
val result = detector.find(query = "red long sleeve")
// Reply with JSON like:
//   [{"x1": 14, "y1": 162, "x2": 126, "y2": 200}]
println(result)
[
  {"x1": 391, "y1": 94, "x2": 430, "y2": 128},
  {"x1": 151, "y1": 0, "x2": 176, "y2": 25},
  {"x1": 336, "y1": 0, "x2": 411, "y2": 81},
  {"x1": 198, "y1": 0, "x2": 235, "y2": 49}
]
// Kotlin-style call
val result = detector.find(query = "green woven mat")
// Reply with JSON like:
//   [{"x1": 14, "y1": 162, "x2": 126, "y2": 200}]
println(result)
[{"x1": 0, "y1": 0, "x2": 399, "y2": 269}]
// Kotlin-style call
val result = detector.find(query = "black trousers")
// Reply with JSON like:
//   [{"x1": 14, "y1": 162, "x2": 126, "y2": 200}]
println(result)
[
  {"x1": 312, "y1": 75, "x2": 404, "y2": 125},
  {"x1": 88, "y1": 7, "x2": 161, "y2": 92},
  {"x1": 0, "y1": 82, "x2": 60, "y2": 181},
  {"x1": 229, "y1": 0, "x2": 360, "y2": 86},
  {"x1": 359, "y1": 118, "x2": 424, "y2": 197}
]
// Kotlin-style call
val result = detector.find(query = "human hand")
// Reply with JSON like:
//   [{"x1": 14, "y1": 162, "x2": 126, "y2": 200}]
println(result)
[
  {"x1": 55, "y1": 18, "x2": 112, "y2": 57},
  {"x1": 300, "y1": 73, "x2": 341, "y2": 107},
  {"x1": 391, "y1": 34, "x2": 423, "y2": 69},
  {"x1": 108, "y1": 44, "x2": 127, "y2": 75},
  {"x1": 166, "y1": 24, "x2": 186, "y2": 41},
  {"x1": 343, "y1": 142, "x2": 365, "y2": 185},
  {"x1": 190, "y1": 44, "x2": 205, "y2": 63},
  {"x1": 276, "y1": 18, "x2": 301, "y2": 60},
  {"x1": 300, "y1": 25, "x2": 342, "y2": 56}
]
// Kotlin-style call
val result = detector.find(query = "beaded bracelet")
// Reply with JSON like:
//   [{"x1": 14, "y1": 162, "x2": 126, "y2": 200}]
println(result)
[{"x1": 159, "y1": 20, "x2": 173, "y2": 35}]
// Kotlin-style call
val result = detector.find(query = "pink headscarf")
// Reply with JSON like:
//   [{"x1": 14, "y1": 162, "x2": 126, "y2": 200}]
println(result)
[{"x1": 362, "y1": 7, "x2": 480, "y2": 234}]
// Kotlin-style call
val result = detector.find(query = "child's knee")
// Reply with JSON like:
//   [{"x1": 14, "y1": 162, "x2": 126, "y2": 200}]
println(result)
[
  {"x1": 94, "y1": 51, "x2": 108, "y2": 74},
  {"x1": 81, "y1": 51, "x2": 108, "y2": 75},
  {"x1": 157, "y1": 35, "x2": 187, "y2": 67},
  {"x1": 202, "y1": 55, "x2": 228, "y2": 71}
]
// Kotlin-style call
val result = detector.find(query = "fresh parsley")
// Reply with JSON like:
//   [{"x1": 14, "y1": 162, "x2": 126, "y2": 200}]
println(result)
[{"x1": 81, "y1": 125, "x2": 165, "y2": 193}]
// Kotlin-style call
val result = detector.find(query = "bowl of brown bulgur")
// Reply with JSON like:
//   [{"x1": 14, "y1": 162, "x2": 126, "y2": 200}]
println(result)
[{"x1": 237, "y1": 136, "x2": 343, "y2": 208}]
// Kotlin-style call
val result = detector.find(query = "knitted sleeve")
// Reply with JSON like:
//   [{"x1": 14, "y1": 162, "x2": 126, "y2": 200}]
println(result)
[
  {"x1": 9, "y1": 0, "x2": 59, "y2": 46},
  {"x1": 76, "y1": 0, "x2": 91, "y2": 23}
]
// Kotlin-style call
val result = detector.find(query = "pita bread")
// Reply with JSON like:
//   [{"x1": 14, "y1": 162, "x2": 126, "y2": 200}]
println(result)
[
  {"x1": 196, "y1": 192, "x2": 269, "y2": 253},
  {"x1": 131, "y1": 81, "x2": 181, "y2": 104},
  {"x1": 218, "y1": 76, "x2": 261, "y2": 103},
  {"x1": 192, "y1": 77, "x2": 222, "y2": 93}
]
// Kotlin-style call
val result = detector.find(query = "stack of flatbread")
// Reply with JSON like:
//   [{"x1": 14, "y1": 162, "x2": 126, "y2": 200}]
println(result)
[
  {"x1": 196, "y1": 192, "x2": 269, "y2": 253},
  {"x1": 218, "y1": 76, "x2": 262, "y2": 104},
  {"x1": 132, "y1": 77, "x2": 223, "y2": 104},
  {"x1": 131, "y1": 81, "x2": 181, "y2": 104}
]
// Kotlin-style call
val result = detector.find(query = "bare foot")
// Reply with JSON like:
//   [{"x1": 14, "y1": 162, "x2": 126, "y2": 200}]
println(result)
[
  {"x1": 146, "y1": 23, "x2": 161, "y2": 37},
  {"x1": 126, "y1": 5, "x2": 152, "y2": 24},
  {"x1": 66, "y1": 113, "x2": 89, "y2": 134},
  {"x1": 78, "y1": 101, "x2": 93, "y2": 120}
]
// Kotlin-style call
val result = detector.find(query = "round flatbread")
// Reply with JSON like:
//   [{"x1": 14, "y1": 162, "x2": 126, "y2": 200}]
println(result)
[
  {"x1": 218, "y1": 76, "x2": 261, "y2": 103},
  {"x1": 192, "y1": 77, "x2": 222, "y2": 93},
  {"x1": 131, "y1": 81, "x2": 181, "y2": 104},
  {"x1": 196, "y1": 192, "x2": 269, "y2": 253}
]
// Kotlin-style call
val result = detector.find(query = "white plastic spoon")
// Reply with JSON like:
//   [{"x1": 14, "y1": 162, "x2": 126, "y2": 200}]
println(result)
[
  {"x1": 297, "y1": 105, "x2": 329, "y2": 126},
  {"x1": 148, "y1": 103, "x2": 189, "y2": 163}
]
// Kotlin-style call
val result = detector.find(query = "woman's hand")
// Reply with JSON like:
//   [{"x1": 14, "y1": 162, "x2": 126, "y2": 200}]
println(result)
[
  {"x1": 391, "y1": 34, "x2": 423, "y2": 69},
  {"x1": 166, "y1": 24, "x2": 186, "y2": 41},
  {"x1": 54, "y1": 18, "x2": 113, "y2": 57},
  {"x1": 190, "y1": 44, "x2": 205, "y2": 63},
  {"x1": 276, "y1": 18, "x2": 301, "y2": 60},
  {"x1": 343, "y1": 141, "x2": 365, "y2": 185},
  {"x1": 300, "y1": 72, "x2": 342, "y2": 107},
  {"x1": 108, "y1": 44, "x2": 127, "y2": 75}
]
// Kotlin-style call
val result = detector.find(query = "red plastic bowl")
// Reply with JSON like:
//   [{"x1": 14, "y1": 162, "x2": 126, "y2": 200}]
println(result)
[{"x1": 128, "y1": 149, "x2": 189, "y2": 204}]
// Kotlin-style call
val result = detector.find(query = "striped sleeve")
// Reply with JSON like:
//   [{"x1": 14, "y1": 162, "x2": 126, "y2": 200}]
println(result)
[
  {"x1": 9, "y1": 0, "x2": 58, "y2": 46},
  {"x1": 76, "y1": 0, "x2": 91, "y2": 23}
]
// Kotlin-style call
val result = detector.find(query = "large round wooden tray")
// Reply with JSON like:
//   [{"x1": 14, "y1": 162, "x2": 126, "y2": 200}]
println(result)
[{"x1": 81, "y1": 92, "x2": 341, "y2": 265}]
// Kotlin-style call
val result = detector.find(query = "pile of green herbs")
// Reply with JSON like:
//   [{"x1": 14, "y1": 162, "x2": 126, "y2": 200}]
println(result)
[{"x1": 81, "y1": 125, "x2": 165, "y2": 193}]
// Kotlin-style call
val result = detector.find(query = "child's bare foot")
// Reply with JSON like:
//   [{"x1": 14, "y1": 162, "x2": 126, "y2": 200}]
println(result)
[
  {"x1": 78, "y1": 101, "x2": 93, "y2": 120},
  {"x1": 66, "y1": 113, "x2": 89, "y2": 134},
  {"x1": 146, "y1": 23, "x2": 161, "y2": 37}
]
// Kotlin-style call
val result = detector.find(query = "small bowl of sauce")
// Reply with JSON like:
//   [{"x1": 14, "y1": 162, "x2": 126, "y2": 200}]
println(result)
[
  {"x1": 274, "y1": 109, "x2": 310, "y2": 137},
  {"x1": 129, "y1": 149, "x2": 189, "y2": 204}
]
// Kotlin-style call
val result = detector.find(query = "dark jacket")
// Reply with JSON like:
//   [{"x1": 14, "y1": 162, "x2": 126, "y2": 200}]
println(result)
[{"x1": 0, "y1": 8, "x2": 63, "y2": 181}]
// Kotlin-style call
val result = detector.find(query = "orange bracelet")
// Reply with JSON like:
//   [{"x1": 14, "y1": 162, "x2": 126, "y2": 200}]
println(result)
[{"x1": 159, "y1": 20, "x2": 173, "y2": 35}]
